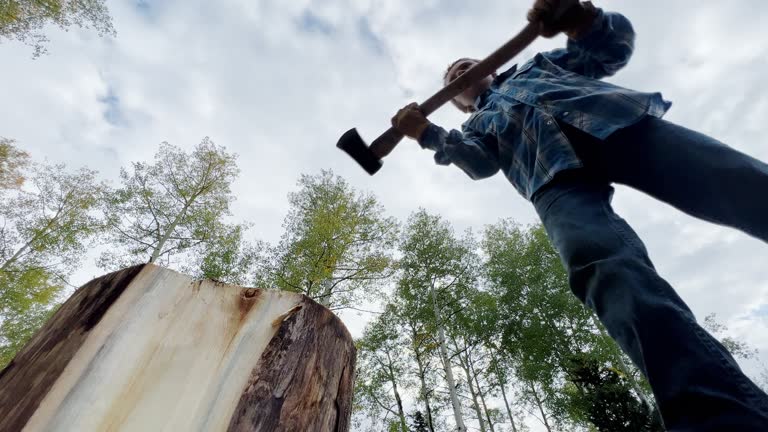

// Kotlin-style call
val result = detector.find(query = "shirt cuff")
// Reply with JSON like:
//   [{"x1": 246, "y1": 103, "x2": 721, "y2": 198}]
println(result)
[{"x1": 417, "y1": 123, "x2": 445, "y2": 152}]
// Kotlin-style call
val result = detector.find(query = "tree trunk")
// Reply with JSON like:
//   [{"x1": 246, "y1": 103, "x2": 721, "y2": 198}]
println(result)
[
  {"x1": 149, "y1": 206, "x2": 188, "y2": 263},
  {"x1": 0, "y1": 264, "x2": 356, "y2": 432},
  {"x1": 529, "y1": 382, "x2": 553, "y2": 432},
  {"x1": 489, "y1": 351, "x2": 519, "y2": 432},
  {"x1": 496, "y1": 369, "x2": 518, "y2": 432},
  {"x1": 455, "y1": 340, "x2": 486, "y2": 432},
  {"x1": 430, "y1": 286, "x2": 466, "y2": 432},
  {"x1": 411, "y1": 337, "x2": 436, "y2": 432},
  {"x1": 387, "y1": 352, "x2": 408, "y2": 432},
  {"x1": 318, "y1": 278, "x2": 333, "y2": 308},
  {"x1": 468, "y1": 352, "x2": 495, "y2": 432}
]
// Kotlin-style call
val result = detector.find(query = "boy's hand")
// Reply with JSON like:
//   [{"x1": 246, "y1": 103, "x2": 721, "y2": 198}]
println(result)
[
  {"x1": 527, "y1": 0, "x2": 597, "y2": 39},
  {"x1": 392, "y1": 103, "x2": 431, "y2": 140}
]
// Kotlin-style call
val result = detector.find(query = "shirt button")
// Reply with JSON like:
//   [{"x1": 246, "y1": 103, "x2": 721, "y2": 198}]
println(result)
[{"x1": 563, "y1": 111, "x2": 569, "y2": 116}]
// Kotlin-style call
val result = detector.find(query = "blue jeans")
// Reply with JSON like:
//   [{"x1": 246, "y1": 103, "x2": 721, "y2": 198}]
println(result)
[{"x1": 532, "y1": 116, "x2": 768, "y2": 431}]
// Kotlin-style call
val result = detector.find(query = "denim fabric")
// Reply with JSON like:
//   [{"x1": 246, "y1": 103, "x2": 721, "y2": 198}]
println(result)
[
  {"x1": 532, "y1": 116, "x2": 768, "y2": 431},
  {"x1": 418, "y1": 9, "x2": 671, "y2": 199}
]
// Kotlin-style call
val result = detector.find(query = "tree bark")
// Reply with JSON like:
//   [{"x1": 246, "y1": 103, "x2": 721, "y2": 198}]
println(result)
[
  {"x1": 430, "y1": 286, "x2": 466, "y2": 432},
  {"x1": 410, "y1": 328, "x2": 436, "y2": 432},
  {"x1": 0, "y1": 264, "x2": 355, "y2": 432},
  {"x1": 455, "y1": 339, "x2": 486, "y2": 432},
  {"x1": 149, "y1": 203, "x2": 188, "y2": 263},
  {"x1": 529, "y1": 381, "x2": 553, "y2": 432},
  {"x1": 386, "y1": 352, "x2": 408, "y2": 432},
  {"x1": 467, "y1": 351, "x2": 495, "y2": 432},
  {"x1": 495, "y1": 366, "x2": 519, "y2": 432}
]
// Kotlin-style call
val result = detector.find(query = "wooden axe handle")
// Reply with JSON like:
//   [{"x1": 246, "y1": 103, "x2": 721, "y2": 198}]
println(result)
[{"x1": 370, "y1": 22, "x2": 539, "y2": 159}]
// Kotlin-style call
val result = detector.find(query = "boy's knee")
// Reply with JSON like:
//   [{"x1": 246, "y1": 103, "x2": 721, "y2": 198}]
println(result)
[
  {"x1": 554, "y1": 228, "x2": 632, "y2": 270},
  {"x1": 567, "y1": 253, "x2": 665, "y2": 320}
]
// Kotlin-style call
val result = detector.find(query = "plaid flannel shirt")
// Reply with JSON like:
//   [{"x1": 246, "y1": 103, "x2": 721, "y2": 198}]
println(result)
[{"x1": 418, "y1": 8, "x2": 672, "y2": 199}]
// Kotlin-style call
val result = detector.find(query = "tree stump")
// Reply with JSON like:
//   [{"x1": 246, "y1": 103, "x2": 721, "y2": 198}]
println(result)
[{"x1": 0, "y1": 264, "x2": 356, "y2": 432}]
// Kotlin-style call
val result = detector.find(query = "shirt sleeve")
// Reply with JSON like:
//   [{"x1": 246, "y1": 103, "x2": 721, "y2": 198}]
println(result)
[
  {"x1": 417, "y1": 123, "x2": 500, "y2": 180},
  {"x1": 544, "y1": 9, "x2": 636, "y2": 79}
]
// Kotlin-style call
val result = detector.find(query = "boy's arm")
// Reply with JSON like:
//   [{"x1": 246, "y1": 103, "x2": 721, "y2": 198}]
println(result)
[
  {"x1": 392, "y1": 103, "x2": 500, "y2": 180},
  {"x1": 544, "y1": 5, "x2": 636, "y2": 79},
  {"x1": 417, "y1": 124, "x2": 500, "y2": 180}
]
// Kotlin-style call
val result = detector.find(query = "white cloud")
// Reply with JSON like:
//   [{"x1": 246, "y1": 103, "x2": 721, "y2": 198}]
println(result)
[{"x1": 3, "y1": 0, "x2": 768, "y2": 428}]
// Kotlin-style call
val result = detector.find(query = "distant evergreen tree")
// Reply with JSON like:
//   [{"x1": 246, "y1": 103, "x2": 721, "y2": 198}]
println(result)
[{"x1": 410, "y1": 411, "x2": 430, "y2": 432}]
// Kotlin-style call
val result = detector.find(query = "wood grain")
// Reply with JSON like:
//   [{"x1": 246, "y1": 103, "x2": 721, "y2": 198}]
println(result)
[
  {"x1": 0, "y1": 265, "x2": 355, "y2": 432},
  {"x1": 227, "y1": 297, "x2": 356, "y2": 432},
  {"x1": 0, "y1": 265, "x2": 146, "y2": 432}
]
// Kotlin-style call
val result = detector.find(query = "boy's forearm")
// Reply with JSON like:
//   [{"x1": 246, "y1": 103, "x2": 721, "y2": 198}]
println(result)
[
  {"x1": 416, "y1": 125, "x2": 501, "y2": 180},
  {"x1": 417, "y1": 123, "x2": 443, "y2": 151}
]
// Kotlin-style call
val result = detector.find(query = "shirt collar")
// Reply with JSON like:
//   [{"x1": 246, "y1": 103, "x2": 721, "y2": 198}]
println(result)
[
  {"x1": 494, "y1": 63, "x2": 518, "y2": 84},
  {"x1": 475, "y1": 63, "x2": 518, "y2": 108}
]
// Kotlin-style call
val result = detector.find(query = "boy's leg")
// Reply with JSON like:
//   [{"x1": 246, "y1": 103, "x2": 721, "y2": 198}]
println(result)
[
  {"x1": 567, "y1": 116, "x2": 768, "y2": 242},
  {"x1": 532, "y1": 171, "x2": 768, "y2": 431}
]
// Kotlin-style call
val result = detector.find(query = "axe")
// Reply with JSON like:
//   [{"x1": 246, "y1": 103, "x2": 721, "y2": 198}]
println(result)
[{"x1": 337, "y1": 22, "x2": 539, "y2": 175}]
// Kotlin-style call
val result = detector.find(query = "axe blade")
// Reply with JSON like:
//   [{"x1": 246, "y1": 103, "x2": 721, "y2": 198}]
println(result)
[
  {"x1": 336, "y1": 22, "x2": 539, "y2": 175},
  {"x1": 336, "y1": 128, "x2": 382, "y2": 175}
]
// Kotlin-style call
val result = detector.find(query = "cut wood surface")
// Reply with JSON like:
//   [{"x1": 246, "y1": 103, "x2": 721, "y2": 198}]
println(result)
[{"x1": 0, "y1": 264, "x2": 355, "y2": 432}]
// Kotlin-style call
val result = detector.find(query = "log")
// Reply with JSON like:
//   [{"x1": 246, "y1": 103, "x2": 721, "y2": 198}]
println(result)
[{"x1": 0, "y1": 264, "x2": 356, "y2": 432}]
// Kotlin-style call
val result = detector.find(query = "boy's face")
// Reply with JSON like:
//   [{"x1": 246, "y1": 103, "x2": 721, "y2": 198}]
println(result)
[{"x1": 446, "y1": 59, "x2": 494, "y2": 112}]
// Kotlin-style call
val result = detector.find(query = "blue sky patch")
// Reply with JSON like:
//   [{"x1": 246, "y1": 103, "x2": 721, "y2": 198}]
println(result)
[
  {"x1": 752, "y1": 304, "x2": 768, "y2": 319},
  {"x1": 135, "y1": 0, "x2": 151, "y2": 13},
  {"x1": 297, "y1": 10, "x2": 336, "y2": 35},
  {"x1": 356, "y1": 17, "x2": 385, "y2": 56},
  {"x1": 99, "y1": 86, "x2": 126, "y2": 127}
]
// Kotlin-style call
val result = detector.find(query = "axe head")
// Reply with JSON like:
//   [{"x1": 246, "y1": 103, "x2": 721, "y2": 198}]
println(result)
[{"x1": 336, "y1": 128, "x2": 382, "y2": 175}]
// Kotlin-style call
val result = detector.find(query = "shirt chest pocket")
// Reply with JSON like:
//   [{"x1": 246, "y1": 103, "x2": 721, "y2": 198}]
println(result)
[{"x1": 493, "y1": 103, "x2": 534, "y2": 180}]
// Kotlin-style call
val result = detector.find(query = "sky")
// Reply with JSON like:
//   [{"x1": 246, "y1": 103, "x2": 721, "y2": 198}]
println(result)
[{"x1": 2, "y1": 0, "x2": 768, "y2": 428}]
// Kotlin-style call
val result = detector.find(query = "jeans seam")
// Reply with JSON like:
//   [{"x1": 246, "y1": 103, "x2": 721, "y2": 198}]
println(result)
[
  {"x1": 689, "y1": 319, "x2": 768, "y2": 414},
  {"x1": 600, "y1": 200, "x2": 646, "y2": 256},
  {"x1": 600, "y1": 196, "x2": 768, "y2": 416}
]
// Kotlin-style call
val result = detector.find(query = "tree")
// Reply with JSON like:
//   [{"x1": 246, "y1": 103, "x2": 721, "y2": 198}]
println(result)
[
  {"x1": 564, "y1": 353, "x2": 664, "y2": 432},
  {"x1": 481, "y1": 220, "x2": 653, "y2": 431},
  {"x1": 410, "y1": 411, "x2": 430, "y2": 432},
  {"x1": 0, "y1": 267, "x2": 59, "y2": 367},
  {"x1": 397, "y1": 210, "x2": 479, "y2": 432},
  {"x1": 264, "y1": 170, "x2": 398, "y2": 310},
  {"x1": 0, "y1": 138, "x2": 29, "y2": 190},
  {"x1": 703, "y1": 313, "x2": 759, "y2": 360},
  {"x1": 701, "y1": 313, "x2": 768, "y2": 396},
  {"x1": 354, "y1": 307, "x2": 411, "y2": 432},
  {"x1": 99, "y1": 138, "x2": 243, "y2": 273},
  {"x1": 0, "y1": 0, "x2": 115, "y2": 57},
  {"x1": 455, "y1": 286, "x2": 525, "y2": 432},
  {"x1": 182, "y1": 222, "x2": 264, "y2": 286},
  {"x1": 452, "y1": 332, "x2": 490, "y2": 432},
  {"x1": 0, "y1": 162, "x2": 105, "y2": 367},
  {"x1": 397, "y1": 305, "x2": 441, "y2": 432},
  {"x1": 449, "y1": 289, "x2": 511, "y2": 432}
]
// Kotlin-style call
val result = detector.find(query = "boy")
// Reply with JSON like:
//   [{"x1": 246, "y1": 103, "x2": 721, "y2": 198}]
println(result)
[{"x1": 391, "y1": 0, "x2": 768, "y2": 430}]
